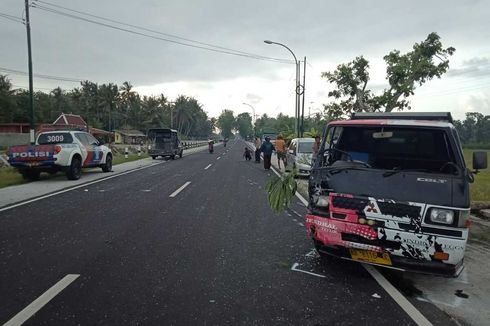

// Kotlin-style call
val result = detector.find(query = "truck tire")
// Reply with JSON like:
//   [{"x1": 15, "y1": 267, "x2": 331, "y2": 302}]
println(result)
[
  {"x1": 66, "y1": 156, "x2": 82, "y2": 180},
  {"x1": 179, "y1": 150, "x2": 183, "y2": 158},
  {"x1": 101, "y1": 154, "x2": 112, "y2": 172},
  {"x1": 22, "y1": 170, "x2": 41, "y2": 181},
  {"x1": 171, "y1": 155, "x2": 175, "y2": 160},
  {"x1": 151, "y1": 156, "x2": 156, "y2": 160}
]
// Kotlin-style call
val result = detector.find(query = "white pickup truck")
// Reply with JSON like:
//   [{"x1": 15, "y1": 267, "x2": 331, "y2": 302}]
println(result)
[{"x1": 6, "y1": 130, "x2": 112, "y2": 180}]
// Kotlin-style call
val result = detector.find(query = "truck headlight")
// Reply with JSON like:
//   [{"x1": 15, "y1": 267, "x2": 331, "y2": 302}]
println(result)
[{"x1": 429, "y1": 208, "x2": 454, "y2": 224}]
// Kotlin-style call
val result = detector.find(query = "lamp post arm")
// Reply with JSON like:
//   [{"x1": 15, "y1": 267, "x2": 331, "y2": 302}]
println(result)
[{"x1": 268, "y1": 41, "x2": 297, "y2": 64}]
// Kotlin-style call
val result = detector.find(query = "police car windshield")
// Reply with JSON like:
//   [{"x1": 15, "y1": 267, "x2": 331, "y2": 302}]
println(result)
[{"x1": 37, "y1": 132, "x2": 74, "y2": 145}]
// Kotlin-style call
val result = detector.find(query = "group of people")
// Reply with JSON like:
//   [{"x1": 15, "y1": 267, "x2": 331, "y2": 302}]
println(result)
[{"x1": 245, "y1": 135, "x2": 322, "y2": 171}]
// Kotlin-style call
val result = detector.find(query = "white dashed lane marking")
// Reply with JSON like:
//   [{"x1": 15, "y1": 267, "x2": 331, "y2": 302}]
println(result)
[
  {"x1": 169, "y1": 181, "x2": 191, "y2": 198},
  {"x1": 4, "y1": 274, "x2": 80, "y2": 326}
]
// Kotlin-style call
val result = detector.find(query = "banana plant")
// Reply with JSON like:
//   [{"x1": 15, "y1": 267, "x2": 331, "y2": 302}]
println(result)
[{"x1": 265, "y1": 171, "x2": 298, "y2": 214}]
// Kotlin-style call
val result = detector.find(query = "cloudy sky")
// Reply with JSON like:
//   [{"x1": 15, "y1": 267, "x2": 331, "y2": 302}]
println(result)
[{"x1": 1, "y1": 0, "x2": 489, "y2": 120}]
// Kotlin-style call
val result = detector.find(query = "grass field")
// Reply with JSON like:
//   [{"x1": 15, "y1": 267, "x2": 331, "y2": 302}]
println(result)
[{"x1": 0, "y1": 152, "x2": 149, "y2": 189}]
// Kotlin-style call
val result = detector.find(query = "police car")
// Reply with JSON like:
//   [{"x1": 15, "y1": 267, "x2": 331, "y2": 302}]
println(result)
[{"x1": 7, "y1": 130, "x2": 112, "y2": 180}]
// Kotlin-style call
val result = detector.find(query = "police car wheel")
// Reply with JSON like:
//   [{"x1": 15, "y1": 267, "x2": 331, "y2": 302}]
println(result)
[
  {"x1": 67, "y1": 156, "x2": 82, "y2": 180},
  {"x1": 102, "y1": 154, "x2": 112, "y2": 172}
]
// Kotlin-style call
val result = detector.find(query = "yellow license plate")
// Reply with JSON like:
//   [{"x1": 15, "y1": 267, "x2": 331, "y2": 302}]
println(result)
[{"x1": 349, "y1": 249, "x2": 392, "y2": 266}]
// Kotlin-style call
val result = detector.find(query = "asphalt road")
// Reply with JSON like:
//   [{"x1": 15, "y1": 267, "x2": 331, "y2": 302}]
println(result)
[{"x1": 0, "y1": 140, "x2": 453, "y2": 325}]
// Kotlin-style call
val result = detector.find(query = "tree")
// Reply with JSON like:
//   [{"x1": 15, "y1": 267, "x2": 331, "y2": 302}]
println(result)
[
  {"x1": 98, "y1": 83, "x2": 119, "y2": 131},
  {"x1": 454, "y1": 112, "x2": 490, "y2": 145},
  {"x1": 322, "y1": 32, "x2": 455, "y2": 118},
  {"x1": 217, "y1": 109, "x2": 235, "y2": 139},
  {"x1": 0, "y1": 75, "x2": 15, "y2": 122},
  {"x1": 235, "y1": 112, "x2": 253, "y2": 138}
]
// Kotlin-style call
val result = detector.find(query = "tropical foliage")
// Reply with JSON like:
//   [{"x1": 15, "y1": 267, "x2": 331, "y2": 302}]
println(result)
[
  {"x1": 0, "y1": 77, "x2": 213, "y2": 138},
  {"x1": 454, "y1": 112, "x2": 490, "y2": 147},
  {"x1": 322, "y1": 32, "x2": 455, "y2": 119}
]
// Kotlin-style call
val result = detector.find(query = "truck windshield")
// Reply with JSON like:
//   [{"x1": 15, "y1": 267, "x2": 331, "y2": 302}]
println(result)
[
  {"x1": 37, "y1": 132, "x2": 73, "y2": 145},
  {"x1": 298, "y1": 141, "x2": 314, "y2": 153},
  {"x1": 148, "y1": 130, "x2": 172, "y2": 141},
  {"x1": 325, "y1": 126, "x2": 458, "y2": 174}
]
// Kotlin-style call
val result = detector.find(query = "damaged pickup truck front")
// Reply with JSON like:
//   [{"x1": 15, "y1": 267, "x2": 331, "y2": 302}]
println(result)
[{"x1": 306, "y1": 112, "x2": 488, "y2": 276}]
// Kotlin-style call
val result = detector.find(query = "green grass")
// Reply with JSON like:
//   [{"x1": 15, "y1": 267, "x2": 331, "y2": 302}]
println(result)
[
  {"x1": 0, "y1": 152, "x2": 149, "y2": 189},
  {"x1": 464, "y1": 148, "x2": 490, "y2": 202},
  {"x1": 112, "y1": 152, "x2": 149, "y2": 165},
  {"x1": 0, "y1": 167, "x2": 27, "y2": 188}
]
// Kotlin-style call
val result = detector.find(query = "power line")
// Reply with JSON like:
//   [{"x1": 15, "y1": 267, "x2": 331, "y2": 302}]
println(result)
[
  {"x1": 31, "y1": 2, "x2": 293, "y2": 64},
  {"x1": 0, "y1": 66, "x2": 83, "y2": 83},
  {"x1": 12, "y1": 84, "x2": 60, "y2": 91},
  {"x1": 0, "y1": 12, "x2": 24, "y2": 24},
  {"x1": 36, "y1": 0, "x2": 291, "y2": 63}
]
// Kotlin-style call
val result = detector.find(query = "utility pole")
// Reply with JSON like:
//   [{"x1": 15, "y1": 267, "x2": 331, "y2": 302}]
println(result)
[
  {"x1": 296, "y1": 61, "x2": 300, "y2": 138},
  {"x1": 301, "y1": 56, "x2": 306, "y2": 137},
  {"x1": 25, "y1": 0, "x2": 35, "y2": 144}
]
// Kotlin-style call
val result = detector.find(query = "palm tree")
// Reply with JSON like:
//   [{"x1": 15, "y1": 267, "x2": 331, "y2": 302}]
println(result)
[
  {"x1": 0, "y1": 75, "x2": 15, "y2": 122},
  {"x1": 98, "y1": 83, "x2": 119, "y2": 131}
]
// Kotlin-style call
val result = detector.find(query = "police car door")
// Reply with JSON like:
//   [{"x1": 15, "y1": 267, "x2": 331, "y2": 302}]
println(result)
[{"x1": 85, "y1": 133, "x2": 103, "y2": 165}]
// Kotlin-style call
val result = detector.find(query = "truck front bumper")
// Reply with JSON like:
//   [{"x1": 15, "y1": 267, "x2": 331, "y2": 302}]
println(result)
[{"x1": 305, "y1": 213, "x2": 466, "y2": 277}]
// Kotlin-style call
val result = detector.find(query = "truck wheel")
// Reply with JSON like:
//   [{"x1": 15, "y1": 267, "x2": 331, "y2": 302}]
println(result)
[
  {"x1": 171, "y1": 155, "x2": 175, "y2": 160},
  {"x1": 22, "y1": 170, "x2": 41, "y2": 181},
  {"x1": 179, "y1": 150, "x2": 183, "y2": 158},
  {"x1": 101, "y1": 154, "x2": 112, "y2": 172},
  {"x1": 151, "y1": 156, "x2": 156, "y2": 160},
  {"x1": 314, "y1": 240, "x2": 336, "y2": 263},
  {"x1": 66, "y1": 156, "x2": 82, "y2": 180}
]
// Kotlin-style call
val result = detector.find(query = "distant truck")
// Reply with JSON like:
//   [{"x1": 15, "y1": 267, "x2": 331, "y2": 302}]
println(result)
[
  {"x1": 306, "y1": 112, "x2": 488, "y2": 276},
  {"x1": 262, "y1": 132, "x2": 277, "y2": 145},
  {"x1": 147, "y1": 128, "x2": 183, "y2": 159},
  {"x1": 6, "y1": 130, "x2": 112, "y2": 180}
]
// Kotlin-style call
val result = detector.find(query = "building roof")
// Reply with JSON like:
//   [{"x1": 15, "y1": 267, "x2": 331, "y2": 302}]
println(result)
[{"x1": 53, "y1": 113, "x2": 87, "y2": 127}]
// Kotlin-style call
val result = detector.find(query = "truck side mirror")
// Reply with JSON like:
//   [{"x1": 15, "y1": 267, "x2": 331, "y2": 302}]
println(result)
[
  {"x1": 473, "y1": 151, "x2": 488, "y2": 172},
  {"x1": 288, "y1": 149, "x2": 294, "y2": 155}
]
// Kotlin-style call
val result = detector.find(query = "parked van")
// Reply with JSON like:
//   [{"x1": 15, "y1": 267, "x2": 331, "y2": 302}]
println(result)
[
  {"x1": 306, "y1": 112, "x2": 487, "y2": 276},
  {"x1": 287, "y1": 138, "x2": 315, "y2": 176},
  {"x1": 147, "y1": 128, "x2": 183, "y2": 159}
]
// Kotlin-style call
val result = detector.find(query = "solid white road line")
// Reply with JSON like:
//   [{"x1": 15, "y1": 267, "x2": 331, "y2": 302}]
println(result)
[
  {"x1": 4, "y1": 274, "x2": 80, "y2": 326},
  {"x1": 0, "y1": 163, "x2": 163, "y2": 213},
  {"x1": 0, "y1": 145, "x2": 214, "y2": 212},
  {"x1": 364, "y1": 265, "x2": 433, "y2": 326},
  {"x1": 169, "y1": 181, "x2": 191, "y2": 198},
  {"x1": 269, "y1": 161, "x2": 432, "y2": 326},
  {"x1": 204, "y1": 164, "x2": 212, "y2": 170}
]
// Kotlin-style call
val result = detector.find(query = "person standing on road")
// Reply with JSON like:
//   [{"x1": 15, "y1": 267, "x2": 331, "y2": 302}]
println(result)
[
  {"x1": 254, "y1": 136, "x2": 262, "y2": 163},
  {"x1": 260, "y1": 137, "x2": 275, "y2": 170},
  {"x1": 312, "y1": 135, "x2": 321, "y2": 155},
  {"x1": 312, "y1": 135, "x2": 321, "y2": 165},
  {"x1": 275, "y1": 135, "x2": 287, "y2": 170}
]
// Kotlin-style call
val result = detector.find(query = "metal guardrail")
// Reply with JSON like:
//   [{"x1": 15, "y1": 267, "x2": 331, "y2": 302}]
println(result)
[{"x1": 181, "y1": 140, "x2": 209, "y2": 149}]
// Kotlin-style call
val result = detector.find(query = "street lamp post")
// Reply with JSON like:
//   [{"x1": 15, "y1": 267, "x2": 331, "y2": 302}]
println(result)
[
  {"x1": 242, "y1": 102, "x2": 256, "y2": 137},
  {"x1": 264, "y1": 40, "x2": 300, "y2": 138},
  {"x1": 242, "y1": 103, "x2": 255, "y2": 123}
]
